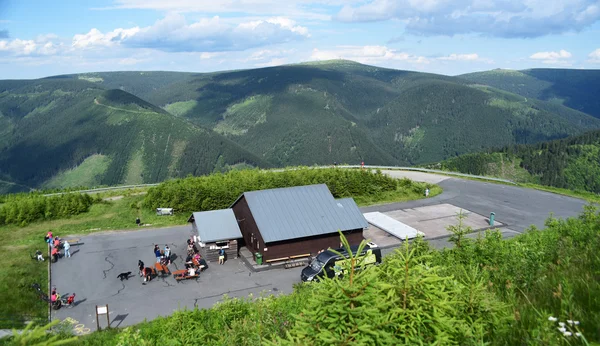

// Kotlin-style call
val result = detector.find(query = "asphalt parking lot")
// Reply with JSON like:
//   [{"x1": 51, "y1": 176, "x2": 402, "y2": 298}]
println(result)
[{"x1": 52, "y1": 226, "x2": 301, "y2": 333}]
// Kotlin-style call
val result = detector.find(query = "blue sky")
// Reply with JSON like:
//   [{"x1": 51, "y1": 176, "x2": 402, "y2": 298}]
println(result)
[{"x1": 0, "y1": 0, "x2": 599, "y2": 78}]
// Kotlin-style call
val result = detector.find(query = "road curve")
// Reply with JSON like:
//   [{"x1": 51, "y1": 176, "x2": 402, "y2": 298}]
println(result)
[{"x1": 364, "y1": 170, "x2": 588, "y2": 233}]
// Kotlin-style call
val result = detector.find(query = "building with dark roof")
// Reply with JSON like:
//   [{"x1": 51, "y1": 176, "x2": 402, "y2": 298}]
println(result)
[
  {"x1": 188, "y1": 209, "x2": 242, "y2": 262},
  {"x1": 230, "y1": 184, "x2": 368, "y2": 263}
]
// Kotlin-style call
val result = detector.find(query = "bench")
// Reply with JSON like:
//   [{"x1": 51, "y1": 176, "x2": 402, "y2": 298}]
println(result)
[
  {"x1": 266, "y1": 256, "x2": 289, "y2": 263},
  {"x1": 173, "y1": 269, "x2": 199, "y2": 282},
  {"x1": 155, "y1": 263, "x2": 170, "y2": 276}
]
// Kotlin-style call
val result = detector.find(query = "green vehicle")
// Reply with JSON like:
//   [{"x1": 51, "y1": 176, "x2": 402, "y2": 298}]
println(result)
[{"x1": 301, "y1": 245, "x2": 382, "y2": 282}]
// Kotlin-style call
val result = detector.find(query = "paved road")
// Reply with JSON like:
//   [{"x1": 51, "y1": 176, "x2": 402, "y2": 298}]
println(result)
[
  {"x1": 367, "y1": 171, "x2": 587, "y2": 232},
  {"x1": 52, "y1": 170, "x2": 589, "y2": 332}
]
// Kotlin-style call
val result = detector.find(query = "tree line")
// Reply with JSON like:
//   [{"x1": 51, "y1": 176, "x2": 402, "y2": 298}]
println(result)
[
  {"x1": 0, "y1": 193, "x2": 94, "y2": 226},
  {"x1": 435, "y1": 129, "x2": 600, "y2": 193},
  {"x1": 143, "y1": 168, "x2": 400, "y2": 212}
]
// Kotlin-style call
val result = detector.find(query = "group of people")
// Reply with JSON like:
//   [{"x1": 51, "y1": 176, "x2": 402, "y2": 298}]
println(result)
[
  {"x1": 154, "y1": 244, "x2": 171, "y2": 265},
  {"x1": 40, "y1": 231, "x2": 71, "y2": 262}
]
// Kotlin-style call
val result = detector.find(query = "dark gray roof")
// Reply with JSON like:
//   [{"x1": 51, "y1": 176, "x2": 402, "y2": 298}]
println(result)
[
  {"x1": 188, "y1": 209, "x2": 242, "y2": 243},
  {"x1": 236, "y1": 184, "x2": 368, "y2": 243}
]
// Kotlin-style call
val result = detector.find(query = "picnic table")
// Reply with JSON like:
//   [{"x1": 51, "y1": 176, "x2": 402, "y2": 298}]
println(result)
[
  {"x1": 155, "y1": 263, "x2": 171, "y2": 277},
  {"x1": 173, "y1": 269, "x2": 199, "y2": 282}
]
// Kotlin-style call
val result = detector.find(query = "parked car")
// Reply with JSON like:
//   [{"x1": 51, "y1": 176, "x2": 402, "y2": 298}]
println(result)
[{"x1": 301, "y1": 245, "x2": 382, "y2": 282}]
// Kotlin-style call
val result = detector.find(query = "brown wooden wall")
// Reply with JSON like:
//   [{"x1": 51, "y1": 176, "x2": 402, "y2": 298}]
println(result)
[
  {"x1": 232, "y1": 195, "x2": 364, "y2": 262},
  {"x1": 262, "y1": 229, "x2": 363, "y2": 262},
  {"x1": 231, "y1": 196, "x2": 266, "y2": 256}
]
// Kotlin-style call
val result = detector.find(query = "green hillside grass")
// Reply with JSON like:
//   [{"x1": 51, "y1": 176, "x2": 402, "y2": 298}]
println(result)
[
  {"x1": 460, "y1": 68, "x2": 600, "y2": 118},
  {"x1": 43, "y1": 154, "x2": 112, "y2": 189},
  {"x1": 0, "y1": 79, "x2": 269, "y2": 190}
]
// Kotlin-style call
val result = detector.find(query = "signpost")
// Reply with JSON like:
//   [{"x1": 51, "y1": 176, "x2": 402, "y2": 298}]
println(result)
[{"x1": 95, "y1": 304, "x2": 110, "y2": 331}]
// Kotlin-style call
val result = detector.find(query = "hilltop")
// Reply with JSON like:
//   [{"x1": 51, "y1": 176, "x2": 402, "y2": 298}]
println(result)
[
  {"x1": 460, "y1": 68, "x2": 600, "y2": 118},
  {"x1": 0, "y1": 79, "x2": 268, "y2": 189}
]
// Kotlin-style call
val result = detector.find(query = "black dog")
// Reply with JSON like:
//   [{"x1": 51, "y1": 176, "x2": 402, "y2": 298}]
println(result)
[{"x1": 117, "y1": 272, "x2": 132, "y2": 281}]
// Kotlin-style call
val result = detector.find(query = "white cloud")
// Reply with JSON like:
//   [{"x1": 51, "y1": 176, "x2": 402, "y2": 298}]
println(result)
[
  {"x1": 71, "y1": 14, "x2": 309, "y2": 52},
  {"x1": 588, "y1": 48, "x2": 600, "y2": 63},
  {"x1": 529, "y1": 49, "x2": 572, "y2": 65},
  {"x1": 311, "y1": 45, "x2": 430, "y2": 65},
  {"x1": 0, "y1": 37, "x2": 62, "y2": 56},
  {"x1": 72, "y1": 27, "x2": 140, "y2": 49},
  {"x1": 336, "y1": 0, "x2": 600, "y2": 38}
]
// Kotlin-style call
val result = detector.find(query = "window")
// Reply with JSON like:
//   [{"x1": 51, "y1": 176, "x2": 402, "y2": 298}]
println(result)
[{"x1": 215, "y1": 241, "x2": 229, "y2": 248}]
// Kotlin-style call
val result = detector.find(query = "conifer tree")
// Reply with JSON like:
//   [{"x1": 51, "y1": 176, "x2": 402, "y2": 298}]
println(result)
[{"x1": 274, "y1": 232, "x2": 397, "y2": 345}]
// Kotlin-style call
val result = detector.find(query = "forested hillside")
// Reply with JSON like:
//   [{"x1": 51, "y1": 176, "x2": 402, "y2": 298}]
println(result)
[
  {"x1": 460, "y1": 68, "x2": 600, "y2": 118},
  {"x1": 0, "y1": 79, "x2": 268, "y2": 189},
  {"x1": 2, "y1": 61, "x2": 600, "y2": 190},
  {"x1": 432, "y1": 129, "x2": 600, "y2": 193},
  {"x1": 75, "y1": 61, "x2": 600, "y2": 166}
]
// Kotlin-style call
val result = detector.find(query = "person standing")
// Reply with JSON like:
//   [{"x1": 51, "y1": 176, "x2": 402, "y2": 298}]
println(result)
[
  {"x1": 218, "y1": 248, "x2": 225, "y2": 265},
  {"x1": 425, "y1": 188, "x2": 430, "y2": 197},
  {"x1": 164, "y1": 245, "x2": 171, "y2": 265},
  {"x1": 154, "y1": 245, "x2": 161, "y2": 263},
  {"x1": 63, "y1": 241, "x2": 71, "y2": 258},
  {"x1": 136, "y1": 217, "x2": 141, "y2": 227}
]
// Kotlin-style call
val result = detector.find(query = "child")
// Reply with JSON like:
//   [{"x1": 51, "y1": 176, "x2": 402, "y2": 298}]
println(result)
[
  {"x1": 218, "y1": 248, "x2": 225, "y2": 265},
  {"x1": 164, "y1": 245, "x2": 171, "y2": 265}
]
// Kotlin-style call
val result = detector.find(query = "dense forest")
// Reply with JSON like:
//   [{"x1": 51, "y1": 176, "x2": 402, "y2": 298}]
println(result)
[
  {"x1": 0, "y1": 79, "x2": 268, "y2": 189},
  {"x1": 433, "y1": 129, "x2": 600, "y2": 193},
  {"x1": 7, "y1": 206, "x2": 600, "y2": 345},
  {"x1": 2, "y1": 62, "x2": 600, "y2": 191}
]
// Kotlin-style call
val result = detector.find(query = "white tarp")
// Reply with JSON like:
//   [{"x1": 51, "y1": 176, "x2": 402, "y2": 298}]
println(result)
[{"x1": 363, "y1": 212, "x2": 424, "y2": 240}]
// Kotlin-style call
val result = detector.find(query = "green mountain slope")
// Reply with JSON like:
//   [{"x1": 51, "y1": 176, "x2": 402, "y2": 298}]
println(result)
[
  {"x1": 0, "y1": 79, "x2": 268, "y2": 189},
  {"x1": 459, "y1": 68, "x2": 600, "y2": 118},
  {"x1": 431, "y1": 129, "x2": 600, "y2": 193},
  {"x1": 91, "y1": 60, "x2": 600, "y2": 166}
]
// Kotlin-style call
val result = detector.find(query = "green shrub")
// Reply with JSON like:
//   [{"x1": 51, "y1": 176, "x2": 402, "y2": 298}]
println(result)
[
  {"x1": 143, "y1": 168, "x2": 399, "y2": 212},
  {"x1": 0, "y1": 193, "x2": 94, "y2": 226}
]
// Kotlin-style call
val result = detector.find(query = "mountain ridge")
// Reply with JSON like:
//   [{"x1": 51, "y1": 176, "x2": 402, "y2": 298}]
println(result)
[{"x1": 2, "y1": 62, "x2": 600, "y2": 190}]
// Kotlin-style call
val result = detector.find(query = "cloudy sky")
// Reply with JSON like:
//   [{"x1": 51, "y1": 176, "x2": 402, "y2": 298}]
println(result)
[{"x1": 0, "y1": 0, "x2": 599, "y2": 78}]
